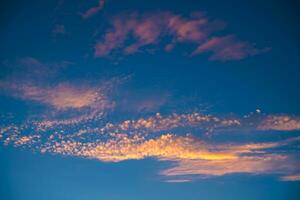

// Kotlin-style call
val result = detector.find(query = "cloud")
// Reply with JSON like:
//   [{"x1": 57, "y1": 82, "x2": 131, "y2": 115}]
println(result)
[
  {"x1": 82, "y1": 0, "x2": 105, "y2": 19},
  {"x1": 160, "y1": 137, "x2": 299, "y2": 179},
  {"x1": 117, "y1": 91, "x2": 169, "y2": 113},
  {"x1": 161, "y1": 155, "x2": 292, "y2": 177},
  {"x1": 100, "y1": 112, "x2": 241, "y2": 134},
  {"x1": 167, "y1": 12, "x2": 209, "y2": 43},
  {"x1": 14, "y1": 135, "x2": 40, "y2": 146},
  {"x1": 165, "y1": 179, "x2": 192, "y2": 183},
  {"x1": 9, "y1": 83, "x2": 106, "y2": 110},
  {"x1": 258, "y1": 115, "x2": 300, "y2": 131},
  {"x1": 1, "y1": 105, "x2": 300, "y2": 182},
  {"x1": 52, "y1": 24, "x2": 65, "y2": 34},
  {"x1": 95, "y1": 12, "x2": 264, "y2": 60},
  {"x1": 95, "y1": 13, "x2": 164, "y2": 56},
  {"x1": 0, "y1": 57, "x2": 117, "y2": 114},
  {"x1": 281, "y1": 174, "x2": 300, "y2": 181},
  {"x1": 38, "y1": 133, "x2": 238, "y2": 162},
  {"x1": 36, "y1": 132, "x2": 299, "y2": 181},
  {"x1": 193, "y1": 35, "x2": 261, "y2": 61},
  {"x1": 0, "y1": 57, "x2": 71, "y2": 84},
  {"x1": 1, "y1": 60, "x2": 297, "y2": 183}
]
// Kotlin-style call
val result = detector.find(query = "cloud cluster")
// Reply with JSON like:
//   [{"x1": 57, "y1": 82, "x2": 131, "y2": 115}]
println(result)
[
  {"x1": 258, "y1": 115, "x2": 300, "y2": 131},
  {"x1": 1, "y1": 109, "x2": 300, "y2": 182},
  {"x1": 100, "y1": 112, "x2": 240, "y2": 134},
  {"x1": 0, "y1": 57, "x2": 118, "y2": 130},
  {"x1": 36, "y1": 133, "x2": 300, "y2": 181},
  {"x1": 95, "y1": 12, "x2": 264, "y2": 60},
  {"x1": 0, "y1": 58, "x2": 299, "y2": 182}
]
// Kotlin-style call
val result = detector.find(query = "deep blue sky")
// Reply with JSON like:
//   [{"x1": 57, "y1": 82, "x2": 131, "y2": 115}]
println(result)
[{"x1": 1, "y1": 0, "x2": 300, "y2": 199}]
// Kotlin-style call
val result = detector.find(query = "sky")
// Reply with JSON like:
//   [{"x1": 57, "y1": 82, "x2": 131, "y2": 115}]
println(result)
[{"x1": 0, "y1": 0, "x2": 300, "y2": 199}]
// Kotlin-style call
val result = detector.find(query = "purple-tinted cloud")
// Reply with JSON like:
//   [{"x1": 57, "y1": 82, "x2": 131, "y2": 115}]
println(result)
[
  {"x1": 193, "y1": 35, "x2": 264, "y2": 61},
  {"x1": 94, "y1": 12, "x2": 265, "y2": 60},
  {"x1": 82, "y1": 0, "x2": 105, "y2": 19}
]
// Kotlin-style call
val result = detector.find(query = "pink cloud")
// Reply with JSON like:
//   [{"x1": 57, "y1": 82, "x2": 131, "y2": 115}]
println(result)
[
  {"x1": 95, "y1": 17, "x2": 136, "y2": 56},
  {"x1": 94, "y1": 12, "x2": 265, "y2": 60},
  {"x1": 95, "y1": 13, "x2": 168, "y2": 56},
  {"x1": 16, "y1": 83, "x2": 101, "y2": 109},
  {"x1": 193, "y1": 35, "x2": 261, "y2": 61},
  {"x1": 82, "y1": 0, "x2": 105, "y2": 19},
  {"x1": 167, "y1": 13, "x2": 208, "y2": 42},
  {"x1": 95, "y1": 12, "x2": 208, "y2": 57},
  {"x1": 281, "y1": 174, "x2": 300, "y2": 181}
]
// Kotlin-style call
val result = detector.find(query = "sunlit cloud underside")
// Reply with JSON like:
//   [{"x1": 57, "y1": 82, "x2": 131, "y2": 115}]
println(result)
[{"x1": 1, "y1": 68, "x2": 300, "y2": 182}]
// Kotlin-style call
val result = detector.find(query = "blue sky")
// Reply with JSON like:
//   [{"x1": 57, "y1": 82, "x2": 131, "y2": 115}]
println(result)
[{"x1": 1, "y1": 0, "x2": 300, "y2": 199}]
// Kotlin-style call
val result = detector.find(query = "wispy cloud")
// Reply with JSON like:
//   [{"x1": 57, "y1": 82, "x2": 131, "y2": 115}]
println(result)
[
  {"x1": 95, "y1": 12, "x2": 265, "y2": 60},
  {"x1": 0, "y1": 57, "x2": 119, "y2": 110},
  {"x1": 0, "y1": 57, "x2": 71, "y2": 84},
  {"x1": 15, "y1": 83, "x2": 104, "y2": 110},
  {"x1": 165, "y1": 179, "x2": 192, "y2": 183},
  {"x1": 161, "y1": 154, "x2": 293, "y2": 177},
  {"x1": 281, "y1": 174, "x2": 300, "y2": 181},
  {"x1": 81, "y1": 0, "x2": 105, "y2": 19},
  {"x1": 193, "y1": 35, "x2": 266, "y2": 61}
]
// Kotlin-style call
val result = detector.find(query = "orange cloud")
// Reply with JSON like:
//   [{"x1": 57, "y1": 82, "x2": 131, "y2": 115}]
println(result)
[
  {"x1": 14, "y1": 135, "x2": 40, "y2": 146},
  {"x1": 40, "y1": 134, "x2": 238, "y2": 162},
  {"x1": 161, "y1": 154, "x2": 292, "y2": 177},
  {"x1": 32, "y1": 124, "x2": 300, "y2": 181},
  {"x1": 281, "y1": 174, "x2": 300, "y2": 181},
  {"x1": 36, "y1": 132, "x2": 300, "y2": 181},
  {"x1": 1, "y1": 108, "x2": 300, "y2": 182}
]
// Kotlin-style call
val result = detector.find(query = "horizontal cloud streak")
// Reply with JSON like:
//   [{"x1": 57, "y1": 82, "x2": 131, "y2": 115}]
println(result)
[
  {"x1": 193, "y1": 35, "x2": 264, "y2": 61},
  {"x1": 161, "y1": 155, "x2": 293, "y2": 177},
  {"x1": 281, "y1": 174, "x2": 300, "y2": 181},
  {"x1": 14, "y1": 83, "x2": 106, "y2": 110}
]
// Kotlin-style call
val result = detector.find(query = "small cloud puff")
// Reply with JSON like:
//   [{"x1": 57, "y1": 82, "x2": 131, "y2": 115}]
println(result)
[{"x1": 81, "y1": 0, "x2": 105, "y2": 19}]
